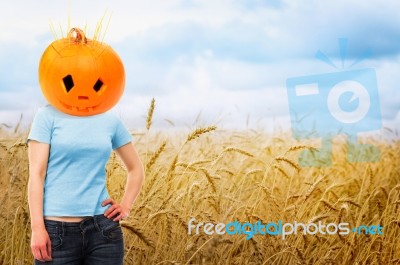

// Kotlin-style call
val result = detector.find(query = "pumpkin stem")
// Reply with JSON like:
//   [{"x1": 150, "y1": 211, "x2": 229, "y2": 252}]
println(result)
[{"x1": 68, "y1": 28, "x2": 87, "y2": 44}]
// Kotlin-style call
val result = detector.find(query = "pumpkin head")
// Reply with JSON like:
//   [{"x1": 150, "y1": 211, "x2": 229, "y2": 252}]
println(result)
[{"x1": 38, "y1": 28, "x2": 125, "y2": 116}]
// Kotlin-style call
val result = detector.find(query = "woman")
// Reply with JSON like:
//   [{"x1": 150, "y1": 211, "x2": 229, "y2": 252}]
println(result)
[
  {"x1": 27, "y1": 104, "x2": 144, "y2": 264},
  {"x1": 28, "y1": 26, "x2": 144, "y2": 264}
]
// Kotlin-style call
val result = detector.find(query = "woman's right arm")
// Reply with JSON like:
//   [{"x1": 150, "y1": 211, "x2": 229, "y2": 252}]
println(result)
[{"x1": 28, "y1": 140, "x2": 52, "y2": 262}]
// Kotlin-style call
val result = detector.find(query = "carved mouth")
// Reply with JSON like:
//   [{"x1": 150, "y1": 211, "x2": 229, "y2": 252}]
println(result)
[{"x1": 58, "y1": 99, "x2": 100, "y2": 113}]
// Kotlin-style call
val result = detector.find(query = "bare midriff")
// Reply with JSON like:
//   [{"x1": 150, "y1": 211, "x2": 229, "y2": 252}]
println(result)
[{"x1": 45, "y1": 216, "x2": 90, "y2": 222}]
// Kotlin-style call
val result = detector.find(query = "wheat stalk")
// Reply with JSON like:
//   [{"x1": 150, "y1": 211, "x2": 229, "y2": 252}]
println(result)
[
  {"x1": 309, "y1": 214, "x2": 330, "y2": 223},
  {"x1": 285, "y1": 145, "x2": 316, "y2": 154},
  {"x1": 295, "y1": 247, "x2": 306, "y2": 265},
  {"x1": 146, "y1": 98, "x2": 155, "y2": 131},
  {"x1": 185, "y1": 126, "x2": 217, "y2": 143},
  {"x1": 304, "y1": 175, "x2": 325, "y2": 202},
  {"x1": 320, "y1": 199, "x2": 339, "y2": 212},
  {"x1": 121, "y1": 222, "x2": 155, "y2": 248},
  {"x1": 275, "y1": 156, "x2": 300, "y2": 173},
  {"x1": 216, "y1": 168, "x2": 234, "y2": 176},
  {"x1": 224, "y1": 147, "x2": 254, "y2": 157},
  {"x1": 273, "y1": 164, "x2": 290, "y2": 179},
  {"x1": 146, "y1": 141, "x2": 167, "y2": 171},
  {"x1": 198, "y1": 168, "x2": 217, "y2": 193},
  {"x1": 338, "y1": 199, "x2": 361, "y2": 208}
]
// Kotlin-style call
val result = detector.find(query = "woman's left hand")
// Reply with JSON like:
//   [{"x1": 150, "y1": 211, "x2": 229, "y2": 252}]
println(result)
[{"x1": 102, "y1": 198, "x2": 130, "y2": 221}]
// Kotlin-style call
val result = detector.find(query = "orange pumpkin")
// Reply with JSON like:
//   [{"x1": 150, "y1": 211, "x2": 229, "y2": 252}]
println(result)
[{"x1": 38, "y1": 28, "x2": 125, "y2": 116}]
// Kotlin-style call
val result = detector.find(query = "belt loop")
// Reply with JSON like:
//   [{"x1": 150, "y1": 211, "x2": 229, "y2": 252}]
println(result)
[
  {"x1": 94, "y1": 215, "x2": 101, "y2": 232},
  {"x1": 61, "y1": 221, "x2": 65, "y2": 237},
  {"x1": 79, "y1": 219, "x2": 85, "y2": 233}
]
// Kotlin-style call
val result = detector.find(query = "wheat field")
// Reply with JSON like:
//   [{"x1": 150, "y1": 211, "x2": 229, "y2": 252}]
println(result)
[{"x1": 0, "y1": 104, "x2": 399, "y2": 265}]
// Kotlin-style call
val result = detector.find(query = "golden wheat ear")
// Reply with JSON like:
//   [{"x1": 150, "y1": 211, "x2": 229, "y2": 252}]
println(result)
[{"x1": 146, "y1": 98, "x2": 156, "y2": 131}]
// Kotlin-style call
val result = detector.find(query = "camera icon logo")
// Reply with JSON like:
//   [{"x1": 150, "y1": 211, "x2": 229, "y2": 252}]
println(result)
[{"x1": 286, "y1": 40, "x2": 382, "y2": 167}]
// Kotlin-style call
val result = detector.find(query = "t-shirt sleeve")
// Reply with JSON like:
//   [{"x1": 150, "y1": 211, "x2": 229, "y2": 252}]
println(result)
[
  {"x1": 112, "y1": 118, "x2": 133, "y2": 150},
  {"x1": 27, "y1": 107, "x2": 53, "y2": 144}
]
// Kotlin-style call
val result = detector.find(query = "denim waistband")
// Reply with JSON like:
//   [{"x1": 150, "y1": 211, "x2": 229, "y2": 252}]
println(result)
[
  {"x1": 43, "y1": 214, "x2": 112, "y2": 234},
  {"x1": 44, "y1": 214, "x2": 104, "y2": 225}
]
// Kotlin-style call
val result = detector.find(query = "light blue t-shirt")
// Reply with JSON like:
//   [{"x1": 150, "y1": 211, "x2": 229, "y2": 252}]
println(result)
[{"x1": 27, "y1": 105, "x2": 132, "y2": 217}]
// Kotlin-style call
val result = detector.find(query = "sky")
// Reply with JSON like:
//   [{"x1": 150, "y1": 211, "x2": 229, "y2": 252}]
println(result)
[{"x1": 0, "y1": 0, "x2": 399, "y2": 136}]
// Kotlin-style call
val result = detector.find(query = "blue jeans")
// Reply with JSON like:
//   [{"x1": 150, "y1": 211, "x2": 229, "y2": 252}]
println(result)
[{"x1": 34, "y1": 214, "x2": 124, "y2": 265}]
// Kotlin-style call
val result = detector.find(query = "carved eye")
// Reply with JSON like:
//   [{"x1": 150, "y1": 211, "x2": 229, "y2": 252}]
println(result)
[
  {"x1": 63, "y1": 75, "x2": 74, "y2": 92},
  {"x1": 93, "y1": 79, "x2": 103, "y2": 92}
]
